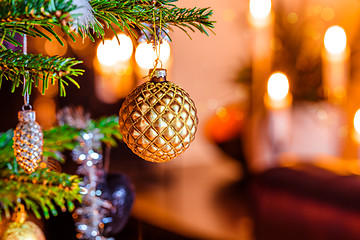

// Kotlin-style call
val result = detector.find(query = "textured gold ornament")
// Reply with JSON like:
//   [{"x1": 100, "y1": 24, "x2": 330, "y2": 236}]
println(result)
[
  {"x1": 13, "y1": 110, "x2": 43, "y2": 174},
  {"x1": 2, "y1": 221, "x2": 46, "y2": 240},
  {"x1": 119, "y1": 69, "x2": 198, "y2": 163}
]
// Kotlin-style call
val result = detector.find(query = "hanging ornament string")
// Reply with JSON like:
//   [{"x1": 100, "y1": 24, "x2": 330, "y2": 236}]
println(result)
[
  {"x1": 153, "y1": 11, "x2": 163, "y2": 68},
  {"x1": 13, "y1": 34, "x2": 43, "y2": 174},
  {"x1": 22, "y1": 34, "x2": 31, "y2": 111},
  {"x1": 150, "y1": 4, "x2": 163, "y2": 78}
]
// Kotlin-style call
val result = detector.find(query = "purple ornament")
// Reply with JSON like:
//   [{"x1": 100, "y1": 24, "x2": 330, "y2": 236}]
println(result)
[{"x1": 101, "y1": 173, "x2": 135, "y2": 237}]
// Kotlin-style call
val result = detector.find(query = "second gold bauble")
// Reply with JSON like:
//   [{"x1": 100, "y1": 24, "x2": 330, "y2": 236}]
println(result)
[
  {"x1": 119, "y1": 69, "x2": 198, "y2": 163},
  {"x1": 2, "y1": 221, "x2": 46, "y2": 240}
]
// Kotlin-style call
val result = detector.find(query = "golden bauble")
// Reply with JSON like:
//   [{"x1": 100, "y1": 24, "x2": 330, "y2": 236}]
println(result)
[
  {"x1": 119, "y1": 69, "x2": 198, "y2": 163},
  {"x1": 2, "y1": 221, "x2": 45, "y2": 240},
  {"x1": 13, "y1": 110, "x2": 43, "y2": 174}
]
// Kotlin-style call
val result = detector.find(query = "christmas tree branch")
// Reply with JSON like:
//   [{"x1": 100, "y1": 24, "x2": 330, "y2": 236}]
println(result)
[
  {"x1": 160, "y1": 7, "x2": 214, "y2": 37},
  {"x1": 0, "y1": 0, "x2": 214, "y2": 47},
  {"x1": 90, "y1": 0, "x2": 214, "y2": 40},
  {"x1": 0, "y1": 49, "x2": 84, "y2": 96},
  {"x1": 0, "y1": 0, "x2": 214, "y2": 95},
  {"x1": 89, "y1": 115, "x2": 122, "y2": 146},
  {"x1": 0, "y1": 167, "x2": 82, "y2": 220},
  {"x1": 0, "y1": 116, "x2": 121, "y2": 165},
  {"x1": 0, "y1": 0, "x2": 76, "y2": 48},
  {"x1": 0, "y1": 0, "x2": 74, "y2": 23},
  {"x1": 0, "y1": 115, "x2": 121, "y2": 220}
]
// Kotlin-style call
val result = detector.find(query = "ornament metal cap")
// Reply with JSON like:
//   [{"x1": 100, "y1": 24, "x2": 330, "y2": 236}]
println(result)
[
  {"x1": 18, "y1": 110, "x2": 36, "y2": 122},
  {"x1": 149, "y1": 68, "x2": 167, "y2": 82}
]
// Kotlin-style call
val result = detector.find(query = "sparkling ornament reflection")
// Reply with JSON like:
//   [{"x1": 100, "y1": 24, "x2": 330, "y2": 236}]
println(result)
[
  {"x1": 2, "y1": 221, "x2": 45, "y2": 240},
  {"x1": 119, "y1": 68, "x2": 198, "y2": 162},
  {"x1": 13, "y1": 110, "x2": 43, "y2": 173}
]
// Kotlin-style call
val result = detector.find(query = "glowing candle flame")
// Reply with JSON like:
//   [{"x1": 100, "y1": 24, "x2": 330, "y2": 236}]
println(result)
[
  {"x1": 112, "y1": 33, "x2": 134, "y2": 61},
  {"x1": 354, "y1": 109, "x2": 360, "y2": 134},
  {"x1": 324, "y1": 26, "x2": 347, "y2": 55},
  {"x1": 135, "y1": 40, "x2": 171, "y2": 69},
  {"x1": 249, "y1": 0, "x2": 272, "y2": 20},
  {"x1": 97, "y1": 33, "x2": 133, "y2": 66},
  {"x1": 267, "y1": 72, "x2": 289, "y2": 101}
]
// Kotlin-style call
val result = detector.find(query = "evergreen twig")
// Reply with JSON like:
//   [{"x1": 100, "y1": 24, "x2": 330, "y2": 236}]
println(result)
[
  {"x1": 0, "y1": 0, "x2": 214, "y2": 95},
  {"x1": 0, "y1": 115, "x2": 121, "y2": 220},
  {"x1": 0, "y1": 49, "x2": 83, "y2": 96}
]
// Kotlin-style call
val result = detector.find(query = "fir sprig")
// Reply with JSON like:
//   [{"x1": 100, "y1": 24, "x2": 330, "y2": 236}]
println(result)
[
  {"x1": 89, "y1": 115, "x2": 122, "y2": 146},
  {"x1": 0, "y1": 0, "x2": 214, "y2": 95},
  {"x1": 0, "y1": 115, "x2": 121, "y2": 220},
  {"x1": 159, "y1": 6, "x2": 214, "y2": 38},
  {"x1": 0, "y1": 0, "x2": 76, "y2": 48},
  {"x1": 0, "y1": 0, "x2": 214, "y2": 46},
  {"x1": 0, "y1": 49, "x2": 83, "y2": 96},
  {"x1": 0, "y1": 167, "x2": 82, "y2": 220}
]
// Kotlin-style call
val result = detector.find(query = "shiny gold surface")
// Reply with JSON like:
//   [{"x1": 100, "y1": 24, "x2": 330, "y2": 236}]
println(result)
[
  {"x1": 119, "y1": 78, "x2": 198, "y2": 163},
  {"x1": 13, "y1": 110, "x2": 43, "y2": 174},
  {"x1": 3, "y1": 221, "x2": 45, "y2": 240}
]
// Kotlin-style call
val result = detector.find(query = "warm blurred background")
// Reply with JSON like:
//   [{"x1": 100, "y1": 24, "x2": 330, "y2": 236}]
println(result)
[{"x1": 3, "y1": 0, "x2": 360, "y2": 239}]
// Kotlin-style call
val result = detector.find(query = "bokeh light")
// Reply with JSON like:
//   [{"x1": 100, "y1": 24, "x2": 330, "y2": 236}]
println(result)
[
  {"x1": 354, "y1": 109, "x2": 360, "y2": 134},
  {"x1": 44, "y1": 36, "x2": 67, "y2": 56},
  {"x1": 97, "y1": 33, "x2": 133, "y2": 66},
  {"x1": 267, "y1": 72, "x2": 289, "y2": 101},
  {"x1": 324, "y1": 26, "x2": 347, "y2": 55},
  {"x1": 249, "y1": 0, "x2": 272, "y2": 20},
  {"x1": 135, "y1": 40, "x2": 171, "y2": 69},
  {"x1": 112, "y1": 33, "x2": 134, "y2": 61}
]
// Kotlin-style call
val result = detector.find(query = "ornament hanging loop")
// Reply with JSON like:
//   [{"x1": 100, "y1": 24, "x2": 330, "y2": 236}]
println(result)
[
  {"x1": 150, "y1": 8, "x2": 164, "y2": 78},
  {"x1": 22, "y1": 103, "x2": 32, "y2": 111},
  {"x1": 153, "y1": 57, "x2": 163, "y2": 69},
  {"x1": 22, "y1": 34, "x2": 32, "y2": 111}
]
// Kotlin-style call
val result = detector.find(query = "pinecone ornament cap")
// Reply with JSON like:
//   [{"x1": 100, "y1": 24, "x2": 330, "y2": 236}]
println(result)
[
  {"x1": 18, "y1": 109, "x2": 36, "y2": 122},
  {"x1": 119, "y1": 68, "x2": 198, "y2": 163}
]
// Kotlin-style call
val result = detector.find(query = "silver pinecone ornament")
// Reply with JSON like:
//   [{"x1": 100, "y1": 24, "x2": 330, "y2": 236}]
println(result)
[{"x1": 13, "y1": 110, "x2": 43, "y2": 173}]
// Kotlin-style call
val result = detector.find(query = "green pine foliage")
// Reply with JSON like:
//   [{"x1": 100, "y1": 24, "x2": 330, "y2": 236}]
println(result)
[
  {"x1": 0, "y1": 0, "x2": 214, "y2": 96},
  {"x1": 0, "y1": 0, "x2": 213, "y2": 221},
  {"x1": 0, "y1": 116, "x2": 122, "y2": 220},
  {"x1": 0, "y1": 50, "x2": 83, "y2": 96}
]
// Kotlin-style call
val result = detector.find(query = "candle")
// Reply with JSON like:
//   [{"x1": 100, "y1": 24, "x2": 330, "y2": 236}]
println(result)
[
  {"x1": 248, "y1": 0, "x2": 273, "y2": 110},
  {"x1": 264, "y1": 72, "x2": 292, "y2": 154},
  {"x1": 249, "y1": 0, "x2": 272, "y2": 28},
  {"x1": 322, "y1": 25, "x2": 349, "y2": 105},
  {"x1": 134, "y1": 40, "x2": 171, "y2": 78},
  {"x1": 353, "y1": 108, "x2": 360, "y2": 143},
  {"x1": 95, "y1": 34, "x2": 134, "y2": 103},
  {"x1": 352, "y1": 109, "x2": 360, "y2": 160}
]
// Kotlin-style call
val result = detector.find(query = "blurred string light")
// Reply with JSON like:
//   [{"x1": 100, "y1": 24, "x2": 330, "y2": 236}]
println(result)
[
  {"x1": 135, "y1": 40, "x2": 171, "y2": 69},
  {"x1": 97, "y1": 33, "x2": 133, "y2": 66},
  {"x1": 324, "y1": 26, "x2": 347, "y2": 55},
  {"x1": 267, "y1": 72, "x2": 289, "y2": 101},
  {"x1": 249, "y1": 0, "x2": 271, "y2": 20}
]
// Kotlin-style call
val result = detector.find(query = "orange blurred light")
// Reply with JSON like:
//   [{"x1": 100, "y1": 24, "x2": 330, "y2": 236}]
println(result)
[
  {"x1": 324, "y1": 26, "x2": 347, "y2": 55},
  {"x1": 267, "y1": 72, "x2": 289, "y2": 101},
  {"x1": 249, "y1": 0, "x2": 271, "y2": 20},
  {"x1": 354, "y1": 109, "x2": 360, "y2": 134},
  {"x1": 97, "y1": 33, "x2": 133, "y2": 66},
  {"x1": 135, "y1": 41, "x2": 171, "y2": 69}
]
